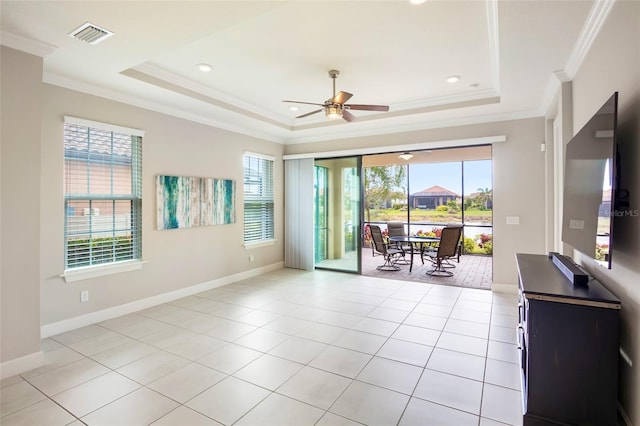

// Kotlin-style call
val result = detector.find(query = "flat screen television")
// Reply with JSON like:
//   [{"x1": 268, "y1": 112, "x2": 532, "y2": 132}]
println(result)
[{"x1": 562, "y1": 92, "x2": 619, "y2": 268}]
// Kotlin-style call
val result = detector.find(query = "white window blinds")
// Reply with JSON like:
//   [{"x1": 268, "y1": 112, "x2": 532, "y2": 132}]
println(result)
[
  {"x1": 63, "y1": 118, "x2": 142, "y2": 269},
  {"x1": 243, "y1": 153, "x2": 274, "y2": 244}
]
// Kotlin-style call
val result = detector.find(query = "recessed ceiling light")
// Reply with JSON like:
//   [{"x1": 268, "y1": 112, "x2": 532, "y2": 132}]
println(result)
[
  {"x1": 289, "y1": 106, "x2": 299, "y2": 112},
  {"x1": 409, "y1": 0, "x2": 427, "y2": 4},
  {"x1": 446, "y1": 75, "x2": 461, "y2": 83},
  {"x1": 197, "y1": 63, "x2": 212, "y2": 72}
]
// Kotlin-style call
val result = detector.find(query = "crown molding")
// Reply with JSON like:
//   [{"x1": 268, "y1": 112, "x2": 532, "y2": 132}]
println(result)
[
  {"x1": 539, "y1": 0, "x2": 615, "y2": 117},
  {"x1": 486, "y1": 0, "x2": 501, "y2": 92},
  {"x1": 564, "y1": 0, "x2": 616, "y2": 79},
  {"x1": 88, "y1": 62, "x2": 513, "y2": 144},
  {"x1": 540, "y1": 70, "x2": 572, "y2": 117},
  {"x1": 128, "y1": 63, "x2": 504, "y2": 132},
  {"x1": 0, "y1": 30, "x2": 57, "y2": 57},
  {"x1": 125, "y1": 63, "x2": 293, "y2": 127},
  {"x1": 43, "y1": 69, "x2": 541, "y2": 147},
  {"x1": 283, "y1": 109, "x2": 542, "y2": 145},
  {"x1": 392, "y1": 88, "x2": 499, "y2": 111},
  {"x1": 43, "y1": 72, "x2": 287, "y2": 144}
]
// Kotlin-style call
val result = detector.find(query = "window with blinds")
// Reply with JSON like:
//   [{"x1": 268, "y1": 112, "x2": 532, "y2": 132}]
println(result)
[
  {"x1": 243, "y1": 153, "x2": 274, "y2": 244},
  {"x1": 64, "y1": 118, "x2": 142, "y2": 269}
]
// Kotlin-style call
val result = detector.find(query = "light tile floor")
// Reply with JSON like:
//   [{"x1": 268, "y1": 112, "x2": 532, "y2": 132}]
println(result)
[{"x1": 0, "y1": 269, "x2": 522, "y2": 426}]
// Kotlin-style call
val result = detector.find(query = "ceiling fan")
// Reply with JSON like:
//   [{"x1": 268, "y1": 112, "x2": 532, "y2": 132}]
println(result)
[{"x1": 283, "y1": 70, "x2": 390, "y2": 122}]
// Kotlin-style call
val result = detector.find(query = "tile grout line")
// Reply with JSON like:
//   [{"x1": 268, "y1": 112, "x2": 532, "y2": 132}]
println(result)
[{"x1": 8, "y1": 269, "x2": 519, "y2": 425}]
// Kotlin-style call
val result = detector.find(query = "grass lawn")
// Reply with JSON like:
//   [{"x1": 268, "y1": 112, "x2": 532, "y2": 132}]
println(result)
[
  {"x1": 366, "y1": 208, "x2": 492, "y2": 224},
  {"x1": 363, "y1": 208, "x2": 494, "y2": 255}
]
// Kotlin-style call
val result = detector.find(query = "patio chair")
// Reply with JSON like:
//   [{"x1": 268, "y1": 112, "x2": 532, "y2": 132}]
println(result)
[
  {"x1": 421, "y1": 223, "x2": 464, "y2": 267},
  {"x1": 425, "y1": 225, "x2": 463, "y2": 277},
  {"x1": 364, "y1": 224, "x2": 380, "y2": 257},
  {"x1": 443, "y1": 223, "x2": 464, "y2": 266},
  {"x1": 386, "y1": 222, "x2": 411, "y2": 265},
  {"x1": 369, "y1": 224, "x2": 405, "y2": 271}
]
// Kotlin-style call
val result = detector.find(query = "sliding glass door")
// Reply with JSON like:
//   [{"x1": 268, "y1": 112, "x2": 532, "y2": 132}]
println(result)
[
  {"x1": 314, "y1": 157, "x2": 361, "y2": 273},
  {"x1": 314, "y1": 166, "x2": 328, "y2": 263},
  {"x1": 362, "y1": 146, "x2": 493, "y2": 260}
]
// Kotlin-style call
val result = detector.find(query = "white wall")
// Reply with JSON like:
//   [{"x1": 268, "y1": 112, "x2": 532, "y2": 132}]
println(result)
[
  {"x1": 566, "y1": 1, "x2": 640, "y2": 423},
  {"x1": 284, "y1": 117, "x2": 547, "y2": 288},
  {"x1": 38, "y1": 85, "x2": 284, "y2": 326},
  {"x1": 1, "y1": 47, "x2": 43, "y2": 369}
]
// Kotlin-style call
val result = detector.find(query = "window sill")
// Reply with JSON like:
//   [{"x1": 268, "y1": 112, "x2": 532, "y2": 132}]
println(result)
[
  {"x1": 244, "y1": 239, "x2": 276, "y2": 250},
  {"x1": 61, "y1": 260, "x2": 146, "y2": 283}
]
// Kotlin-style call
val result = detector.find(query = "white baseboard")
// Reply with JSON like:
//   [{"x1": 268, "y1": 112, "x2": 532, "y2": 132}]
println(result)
[
  {"x1": 41, "y1": 261, "x2": 284, "y2": 338},
  {"x1": 491, "y1": 282, "x2": 518, "y2": 294},
  {"x1": 0, "y1": 351, "x2": 44, "y2": 380}
]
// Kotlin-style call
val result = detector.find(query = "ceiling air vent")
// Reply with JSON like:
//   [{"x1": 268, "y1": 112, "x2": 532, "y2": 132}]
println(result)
[{"x1": 69, "y1": 22, "x2": 113, "y2": 45}]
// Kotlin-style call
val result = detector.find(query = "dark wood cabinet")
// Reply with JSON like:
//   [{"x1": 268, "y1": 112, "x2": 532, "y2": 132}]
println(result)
[{"x1": 516, "y1": 253, "x2": 620, "y2": 426}]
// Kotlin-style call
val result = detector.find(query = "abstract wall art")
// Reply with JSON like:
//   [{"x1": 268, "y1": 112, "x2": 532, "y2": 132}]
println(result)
[{"x1": 156, "y1": 175, "x2": 235, "y2": 230}]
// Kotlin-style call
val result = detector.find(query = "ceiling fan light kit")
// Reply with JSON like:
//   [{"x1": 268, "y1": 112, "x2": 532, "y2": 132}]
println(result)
[
  {"x1": 399, "y1": 152, "x2": 414, "y2": 160},
  {"x1": 283, "y1": 69, "x2": 389, "y2": 122},
  {"x1": 326, "y1": 105, "x2": 343, "y2": 119}
]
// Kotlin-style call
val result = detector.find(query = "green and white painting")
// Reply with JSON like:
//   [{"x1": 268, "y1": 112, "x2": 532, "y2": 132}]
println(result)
[{"x1": 156, "y1": 175, "x2": 235, "y2": 230}]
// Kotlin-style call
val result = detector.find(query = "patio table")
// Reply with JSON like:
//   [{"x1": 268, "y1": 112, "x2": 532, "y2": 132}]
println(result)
[{"x1": 389, "y1": 236, "x2": 440, "y2": 272}]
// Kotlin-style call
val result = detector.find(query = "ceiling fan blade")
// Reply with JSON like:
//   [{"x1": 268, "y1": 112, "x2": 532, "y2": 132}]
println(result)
[
  {"x1": 342, "y1": 109, "x2": 356, "y2": 122},
  {"x1": 345, "y1": 104, "x2": 389, "y2": 112},
  {"x1": 332, "y1": 91, "x2": 353, "y2": 104},
  {"x1": 296, "y1": 109, "x2": 323, "y2": 119},
  {"x1": 283, "y1": 100, "x2": 326, "y2": 106}
]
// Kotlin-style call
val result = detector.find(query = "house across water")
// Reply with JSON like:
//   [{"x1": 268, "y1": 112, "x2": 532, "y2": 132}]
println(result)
[{"x1": 409, "y1": 185, "x2": 460, "y2": 209}]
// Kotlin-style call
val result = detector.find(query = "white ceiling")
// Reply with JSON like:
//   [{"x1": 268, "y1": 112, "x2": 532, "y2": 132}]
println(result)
[{"x1": 1, "y1": 0, "x2": 596, "y2": 144}]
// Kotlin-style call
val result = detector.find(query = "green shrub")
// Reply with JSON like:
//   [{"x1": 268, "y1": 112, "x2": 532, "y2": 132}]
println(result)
[
  {"x1": 463, "y1": 237, "x2": 476, "y2": 253},
  {"x1": 67, "y1": 236, "x2": 134, "y2": 267},
  {"x1": 436, "y1": 205, "x2": 449, "y2": 212},
  {"x1": 446, "y1": 200, "x2": 460, "y2": 212},
  {"x1": 483, "y1": 241, "x2": 493, "y2": 255}
]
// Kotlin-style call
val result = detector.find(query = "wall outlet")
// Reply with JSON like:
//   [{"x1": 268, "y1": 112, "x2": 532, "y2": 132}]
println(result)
[
  {"x1": 80, "y1": 290, "x2": 89, "y2": 302},
  {"x1": 248, "y1": 254, "x2": 255, "y2": 262}
]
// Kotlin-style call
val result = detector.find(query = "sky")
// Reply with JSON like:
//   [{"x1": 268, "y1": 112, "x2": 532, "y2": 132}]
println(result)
[{"x1": 407, "y1": 160, "x2": 492, "y2": 196}]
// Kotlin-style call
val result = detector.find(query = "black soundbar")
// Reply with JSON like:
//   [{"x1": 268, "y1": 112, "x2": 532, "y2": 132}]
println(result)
[{"x1": 549, "y1": 252, "x2": 589, "y2": 286}]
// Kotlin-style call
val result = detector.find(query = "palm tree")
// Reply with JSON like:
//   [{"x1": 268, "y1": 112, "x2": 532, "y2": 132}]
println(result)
[{"x1": 476, "y1": 187, "x2": 493, "y2": 210}]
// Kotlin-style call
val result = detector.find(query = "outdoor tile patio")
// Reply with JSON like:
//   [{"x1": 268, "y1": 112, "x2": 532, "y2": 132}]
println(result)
[
  {"x1": 362, "y1": 249, "x2": 492, "y2": 290},
  {"x1": 315, "y1": 248, "x2": 493, "y2": 290}
]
